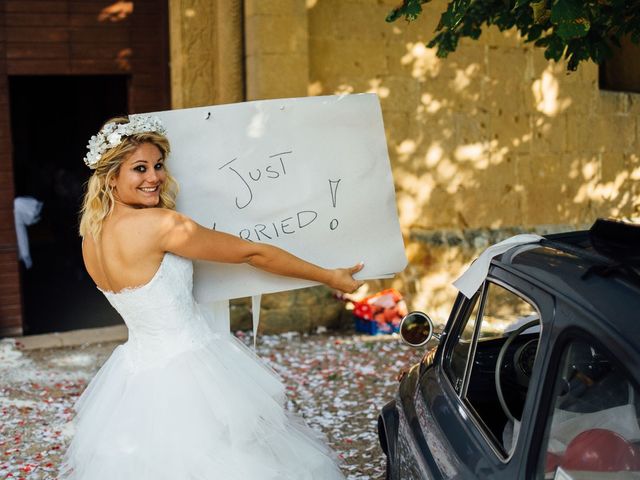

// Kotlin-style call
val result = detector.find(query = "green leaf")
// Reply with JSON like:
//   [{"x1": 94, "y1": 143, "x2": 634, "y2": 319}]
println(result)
[
  {"x1": 526, "y1": 24, "x2": 545, "y2": 41},
  {"x1": 543, "y1": 34, "x2": 565, "y2": 60},
  {"x1": 556, "y1": 18, "x2": 591, "y2": 40},
  {"x1": 531, "y1": 0, "x2": 550, "y2": 23},
  {"x1": 385, "y1": 0, "x2": 427, "y2": 23},
  {"x1": 385, "y1": 9, "x2": 402, "y2": 22},
  {"x1": 565, "y1": 42, "x2": 589, "y2": 71},
  {"x1": 550, "y1": 0, "x2": 585, "y2": 23},
  {"x1": 383, "y1": 0, "x2": 636, "y2": 71},
  {"x1": 551, "y1": 0, "x2": 590, "y2": 40},
  {"x1": 439, "y1": 0, "x2": 471, "y2": 28}
]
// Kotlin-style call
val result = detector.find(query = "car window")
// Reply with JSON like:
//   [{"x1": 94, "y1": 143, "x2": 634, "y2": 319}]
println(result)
[
  {"x1": 463, "y1": 281, "x2": 541, "y2": 456},
  {"x1": 539, "y1": 339, "x2": 640, "y2": 479},
  {"x1": 444, "y1": 291, "x2": 481, "y2": 394}
]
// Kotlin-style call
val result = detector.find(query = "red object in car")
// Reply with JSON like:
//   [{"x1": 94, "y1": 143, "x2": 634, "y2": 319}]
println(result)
[
  {"x1": 561, "y1": 429, "x2": 640, "y2": 472},
  {"x1": 545, "y1": 452, "x2": 562, "y2": 473}
]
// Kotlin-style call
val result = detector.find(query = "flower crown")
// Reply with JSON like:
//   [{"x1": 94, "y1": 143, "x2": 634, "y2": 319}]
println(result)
[{"x1": 83, "y1": 115, "x2": 167, "y2": 169}]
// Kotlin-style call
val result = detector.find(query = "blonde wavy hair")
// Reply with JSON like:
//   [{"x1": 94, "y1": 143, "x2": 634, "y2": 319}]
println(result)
[{"x1": 79, "y1": 116, "x2": 179, "y2": 240}]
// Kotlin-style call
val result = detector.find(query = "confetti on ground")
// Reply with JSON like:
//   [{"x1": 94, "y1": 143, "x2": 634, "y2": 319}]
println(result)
[{"x1": 0, "y1": 331, "x2": 423, "y2": 479}]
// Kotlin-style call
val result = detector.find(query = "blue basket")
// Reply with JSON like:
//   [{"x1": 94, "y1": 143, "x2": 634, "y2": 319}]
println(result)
[{"x1": 353, "y1": 315, "x2": 399, "y2": 335}]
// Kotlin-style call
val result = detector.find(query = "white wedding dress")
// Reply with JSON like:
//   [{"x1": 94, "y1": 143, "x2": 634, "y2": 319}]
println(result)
[{"x1": 59, "y1": 252, "x2": 345, "y2": 479}]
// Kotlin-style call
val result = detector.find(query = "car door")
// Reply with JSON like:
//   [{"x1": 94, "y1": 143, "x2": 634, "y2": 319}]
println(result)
[
  {"x1": 526, "y1": 314, "x2": 640, "y2": 479},
  {"x1": 413, "y1": 265, "x2": 554, "y2": 479}
]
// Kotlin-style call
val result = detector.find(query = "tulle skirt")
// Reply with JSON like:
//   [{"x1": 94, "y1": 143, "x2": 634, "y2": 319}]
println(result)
[{"x1": 59, "y1": 333, "x2": 344, "y2": 479}]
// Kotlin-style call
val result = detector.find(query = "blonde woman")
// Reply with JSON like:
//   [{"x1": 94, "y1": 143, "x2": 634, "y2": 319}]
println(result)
[{"x1": 60, "y1": 116, "x2": 362, "y2": 479}]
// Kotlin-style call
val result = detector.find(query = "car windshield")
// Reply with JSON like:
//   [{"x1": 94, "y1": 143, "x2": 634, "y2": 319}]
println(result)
[{"x1": 477, "y1": 313, "x2": 540, "y2": 341}]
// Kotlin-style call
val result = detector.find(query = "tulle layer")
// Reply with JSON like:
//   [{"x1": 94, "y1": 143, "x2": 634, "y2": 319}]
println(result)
[{"x1": 59, "y1": 334, "x2": 344, "y2": 480}]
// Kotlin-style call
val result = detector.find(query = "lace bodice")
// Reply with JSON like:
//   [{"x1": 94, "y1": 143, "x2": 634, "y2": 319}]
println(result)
[{"x1": 100, "y1": 253, "x2": 216, "y2": 370}]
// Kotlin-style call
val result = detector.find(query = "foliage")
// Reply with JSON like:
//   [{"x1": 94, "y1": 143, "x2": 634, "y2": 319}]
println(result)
[{"x1": 386, "y1": 0, "x2": 640, "y2": 71}]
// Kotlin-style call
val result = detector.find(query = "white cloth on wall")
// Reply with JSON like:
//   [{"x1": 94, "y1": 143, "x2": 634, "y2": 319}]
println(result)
[
  {"x1": 453, "y1": 234, "x2": 544, "y2": 298},
  {"x1": 13, "y1": 196, "x2": 43, "y2": 269}
]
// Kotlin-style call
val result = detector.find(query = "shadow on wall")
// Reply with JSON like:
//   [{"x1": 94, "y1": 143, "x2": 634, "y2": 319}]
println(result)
[{"x1": 306, "y1": 0, "x2": 639, "y2": 319}]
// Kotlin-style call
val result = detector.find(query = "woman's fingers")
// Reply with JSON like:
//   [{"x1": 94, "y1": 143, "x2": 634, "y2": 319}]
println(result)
[
  {"x1": 347, "y1": 262, "x2": 364, "y2": 292},
  {"x1": 328, "y1": 262, "x2": 365, "y2": 293},
  {"x1": 350, "y1": 262, "x2": 365, "y2": 275}
]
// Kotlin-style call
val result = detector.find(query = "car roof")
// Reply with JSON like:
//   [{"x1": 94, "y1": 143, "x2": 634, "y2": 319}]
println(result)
[{"x1": 492, "y1": 229, "x2": 640, "y2": 346}]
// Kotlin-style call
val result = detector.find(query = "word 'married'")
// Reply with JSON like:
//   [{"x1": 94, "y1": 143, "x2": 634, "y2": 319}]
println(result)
[{"x1": 239, "y1": 210, "x2": 318, "y2": 242}]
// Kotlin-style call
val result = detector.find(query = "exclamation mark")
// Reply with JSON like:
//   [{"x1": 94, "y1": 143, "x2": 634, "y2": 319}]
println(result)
[{"x1": 329, "y1": 179, "x2": 341, "y2": 230}]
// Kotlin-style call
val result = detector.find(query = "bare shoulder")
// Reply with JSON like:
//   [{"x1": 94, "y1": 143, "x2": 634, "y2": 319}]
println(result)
[
  {"x1": 113, "y1": 207, "x2": 181, "y2": 235},
  {"x1": 125, "y1": 208, "x2": 198, "y2": 253},
  {"x1": 96, "y1": 208, "x2": 179, "y2": 258}
]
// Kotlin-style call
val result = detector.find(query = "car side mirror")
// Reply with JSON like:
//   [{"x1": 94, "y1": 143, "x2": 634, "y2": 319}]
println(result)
[{"x1": 399, "y1": 311, "x2": 439, "y2": 347}]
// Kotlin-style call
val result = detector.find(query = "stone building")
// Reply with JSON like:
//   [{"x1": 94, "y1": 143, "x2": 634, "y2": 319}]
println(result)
[{"x1": 0, "y1": 0, "x2": 638, "y2": 336}]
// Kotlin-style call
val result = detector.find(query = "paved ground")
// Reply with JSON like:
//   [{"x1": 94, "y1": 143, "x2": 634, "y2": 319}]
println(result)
[{"x1": 0, "y1": 331, "x2": 423, "y2": 480}]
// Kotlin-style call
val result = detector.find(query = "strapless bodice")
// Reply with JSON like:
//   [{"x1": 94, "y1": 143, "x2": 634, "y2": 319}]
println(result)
[{"x1": 99, "y1": 253, "x2": 216, "y2": 370}]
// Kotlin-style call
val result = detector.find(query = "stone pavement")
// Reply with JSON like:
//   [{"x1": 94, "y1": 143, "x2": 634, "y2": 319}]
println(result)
[{"x1": 0, "y1": 330, "x2": 423, "y2": 480}]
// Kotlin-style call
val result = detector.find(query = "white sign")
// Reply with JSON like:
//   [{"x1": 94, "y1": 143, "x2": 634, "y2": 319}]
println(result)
[{"x1": 146, "y1": 94, "x2": 407, "y2": 302}]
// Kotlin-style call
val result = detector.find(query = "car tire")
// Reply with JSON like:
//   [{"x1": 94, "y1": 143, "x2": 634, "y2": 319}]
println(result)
[{"x1": 379, "y1": 401, "x2": 398, "y2": 480}]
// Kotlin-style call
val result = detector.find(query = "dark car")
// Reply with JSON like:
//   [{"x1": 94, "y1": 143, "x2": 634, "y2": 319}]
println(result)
[{"x1": 378, "y1": 220, "x2": 640, "y2": 479}]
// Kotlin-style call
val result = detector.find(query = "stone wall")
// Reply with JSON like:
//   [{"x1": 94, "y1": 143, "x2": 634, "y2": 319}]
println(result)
[
  {"x1": 169, "y1": 0, "x2": 639, "y2": 330},
  {"x1": 169, "y1": 0, "x2": 244, "y2": 107},
  {"x1": 244, "y1": 0, "x2": 309, "y2": 100},
  {"x1": 305, "y1": 0, "x2": 639, "y2": 321}
]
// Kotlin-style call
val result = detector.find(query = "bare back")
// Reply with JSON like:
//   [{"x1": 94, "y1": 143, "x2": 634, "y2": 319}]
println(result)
[{"x1": 82, "y1": 207, "x2": 167, "y2": 293}]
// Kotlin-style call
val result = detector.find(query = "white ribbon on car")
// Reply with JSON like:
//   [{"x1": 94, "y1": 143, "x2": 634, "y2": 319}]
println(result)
[{"x1": 453, "y1": 234, "x2": 544, "y2": 298}]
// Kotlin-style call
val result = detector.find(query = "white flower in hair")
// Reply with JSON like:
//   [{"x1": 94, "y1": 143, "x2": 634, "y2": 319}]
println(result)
[
  {"x1": 83, "y1": 115, "x2": 167, "y2": 169},
  {"x1": 106, "y1": 132, "x2": 122, "y2": 145}
]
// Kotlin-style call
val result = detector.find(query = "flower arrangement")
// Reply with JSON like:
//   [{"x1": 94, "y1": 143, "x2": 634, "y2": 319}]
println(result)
[
  {"x1": 83, "y1": 115, "x2": 166, "y2": 169},
  {"x1": 352, "y1": 288, "x2": 407, "y2": 335}
]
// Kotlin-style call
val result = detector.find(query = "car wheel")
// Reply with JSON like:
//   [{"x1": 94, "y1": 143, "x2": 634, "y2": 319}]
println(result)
[{"x1": 378, "y1": 402, "x2": 398, "y2": 480}]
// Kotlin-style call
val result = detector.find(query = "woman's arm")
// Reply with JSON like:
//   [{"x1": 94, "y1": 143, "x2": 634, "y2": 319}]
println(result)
[{"x1": 156, "y1": 209, "x2": 364, "y2": 293}]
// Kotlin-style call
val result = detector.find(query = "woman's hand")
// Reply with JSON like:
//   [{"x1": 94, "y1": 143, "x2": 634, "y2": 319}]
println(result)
[{"x1": 328, "y1": 262, "x2": 365, "y2": 293}]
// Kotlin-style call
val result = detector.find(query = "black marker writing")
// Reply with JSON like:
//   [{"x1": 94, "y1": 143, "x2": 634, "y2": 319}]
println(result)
[
  {"x1": 218, "y1": 151, "x2": 292, "y2": 210},
  {"x1": 329, "y1": 178, "x2": 341, "y2": 230},
  {"x1": 236, "y1": 210, "x2": 318, "y2": 242}
]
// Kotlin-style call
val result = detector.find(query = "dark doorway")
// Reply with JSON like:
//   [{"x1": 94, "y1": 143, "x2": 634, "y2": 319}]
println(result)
[{"x1": 10, "y1": 75, "x2": 129, "y2": 334}]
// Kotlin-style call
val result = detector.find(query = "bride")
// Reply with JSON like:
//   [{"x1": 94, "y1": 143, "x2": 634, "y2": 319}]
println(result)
[{"x1": 59, "y1": 115, "x2": 363, "y2": 479}]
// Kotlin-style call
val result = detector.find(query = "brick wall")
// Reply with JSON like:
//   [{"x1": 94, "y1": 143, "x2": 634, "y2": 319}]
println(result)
[
  {"x1": 3, "y1": 0, "x2": 169, "y2": 112},
  {"x1": 0, "y1": 0, "x2": 21, "y2": 336},
  {"x1": 0, "y1": 0, "x2": 170, "y2": 335}
]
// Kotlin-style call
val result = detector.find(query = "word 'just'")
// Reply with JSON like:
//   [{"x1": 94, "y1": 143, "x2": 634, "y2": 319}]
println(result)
[{"x1": 218, "y1": 151, "x2": 292, "y2": 209}]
